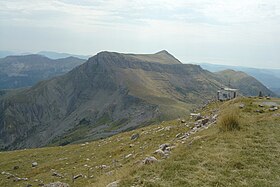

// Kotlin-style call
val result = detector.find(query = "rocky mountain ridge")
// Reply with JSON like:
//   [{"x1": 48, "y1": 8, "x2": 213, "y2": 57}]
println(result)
[{"x1": 0, "y1": 51, "x2": 274, "y2": 150}]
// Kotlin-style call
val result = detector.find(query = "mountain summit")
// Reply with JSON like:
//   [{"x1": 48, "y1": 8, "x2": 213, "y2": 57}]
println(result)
[
  {"x1": 0, "y1": 51, "x2": 274, "y2": 150},
  {"x1": 95, "y1": 50, "x2": 182, "y2": 65}
]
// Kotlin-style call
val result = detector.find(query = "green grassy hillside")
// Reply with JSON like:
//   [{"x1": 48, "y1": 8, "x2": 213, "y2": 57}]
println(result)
[
  {"x1": 216, "y1": 70, "x2": 275, "y2": 96},
  {"x1": 0, "y1": 97, "x2": 279, "y2": 187}
]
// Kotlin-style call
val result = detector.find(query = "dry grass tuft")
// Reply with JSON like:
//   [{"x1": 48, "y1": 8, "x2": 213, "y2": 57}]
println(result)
[{"x1": 218, "y1": 108, "x2": 241, "y2": 131}]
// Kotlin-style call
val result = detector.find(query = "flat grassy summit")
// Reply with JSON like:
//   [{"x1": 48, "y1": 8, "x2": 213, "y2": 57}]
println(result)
[
  {"x1": 0, "y1": 97, "x2": 279, "y2": 187},
  {"x1": 123, "y1": 50, "x2": 182, "y2": 64}
]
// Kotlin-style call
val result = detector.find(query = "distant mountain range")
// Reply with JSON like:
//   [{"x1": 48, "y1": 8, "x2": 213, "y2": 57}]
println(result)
[
  {"x1": 0, "y1": 51, "x2": 15, "y2": 58},
  {"x1": 199, "y1": 63, "x2": 280, "y2": 96},
  {"x1": 0, "y1": 54, "x2": 85, "y2": 89},
  {"x1": 0, "y1": 50, "x2": 274, "y2": 150},
  {"x1": 0, "y1": 50, "x2": 90, "y2": 59},
  {"x1": 2, "y1": 51, "x2": 278, "y2": 96},
  {"x1": 37, "y1": 51, "x2": 90, "y2": 60}
]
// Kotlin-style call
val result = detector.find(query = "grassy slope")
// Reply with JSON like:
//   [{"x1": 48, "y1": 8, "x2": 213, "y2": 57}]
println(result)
[
  {"x1": 216, "y1": 70, "x2": 275, "y2": 96},
  {"x1": 121, "y1": 98, "x2": 280, "y2": 186},
  {"x1": 0, "y1": 97, "x2": 280, "y2": 187}
]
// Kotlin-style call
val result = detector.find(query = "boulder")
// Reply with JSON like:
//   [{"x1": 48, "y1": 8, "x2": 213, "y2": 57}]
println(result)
[
  {"x1": 106, "y1": 180, "x2": 120, "y2": 187},
  {"x1": 125, "y1": 154, "x2": 133, "y2": 159},
  {"x1": 255, "y1": 109, "x2": 264, "y2": 113},
  {"x1": 44, "y1": 182, "x2": 69, "y2": 187},
  {"x1": 73, "y1": 174, "x2": 83, "y2": 180},
  {"x1": 165, "y1": 126, "x2": 171, "y2": 131},
  {"x1": 32, "y1": 162, "x2": 38, "y2": 167},
  {"x1": 269, "y1": 107, "x2": 278, "y2": 111},
  {"x1": 175, "y1": 133, "x2": 181, "y2": 138},
  {"x1": 196, "y1": 115, "x2": 203, "y2": 121},
  {"x1": 212, "y1": 114, "x2": 218, "y2": 120},
  {"x1": 239, "y1": 104, "x2": 245, "y2": 108},
  {"x1": 190, "y1": 113, "x2": 202, "y2": 121},
  {"x1": 14, "y1": 177, "x2": 28, "y2": 182},
  {"x1": 143, "y1": 156, "x2": 158, "y2": 164},
  {"x1": 96, "y1": 165, "x2": 109, "y2": 169},
  {"x1": 131, "y1": 133, "x2": 139, "y2": 141},
  {"x1": 159, "y1": 143, "x2": 170, "y2": 151},
  {"x1": 129, "y1": 144, "x2": 134, "y2": 148},
  {"x1": 52, "y1": 172, "x2": 63, "y2": 178},
  {"x1": 154, "y1": 149, "x2": 166, "y2": 157},
  {"x1": 194, "y1": 120, "x2": 202, "y2": 127},
  {"x1": 201, "y1": 118, "x2": 209, "y2": 125}
]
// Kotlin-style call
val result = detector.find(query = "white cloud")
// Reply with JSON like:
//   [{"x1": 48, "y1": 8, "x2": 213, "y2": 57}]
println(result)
[
  {"x1": 0, "y1": 0, "x2": 279, "y2": 68},
  {"x1": 1, "y1": 0, "x2": 280, "y2": 28}
]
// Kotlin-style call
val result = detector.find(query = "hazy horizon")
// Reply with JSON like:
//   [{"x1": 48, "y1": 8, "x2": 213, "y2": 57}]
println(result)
[{"x1": 1, "y1": 0, "x2": 279, "y2": 69}]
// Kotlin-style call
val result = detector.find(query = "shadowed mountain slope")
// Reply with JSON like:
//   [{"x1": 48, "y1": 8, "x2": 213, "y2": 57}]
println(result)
[{"x1": 0, "y1": 54, "x2": 85, "y2": 89}]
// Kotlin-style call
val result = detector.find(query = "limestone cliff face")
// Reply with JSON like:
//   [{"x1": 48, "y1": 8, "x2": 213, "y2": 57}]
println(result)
[{"x1": 0, "y1": 51, "x2": 274, "y2": 150}]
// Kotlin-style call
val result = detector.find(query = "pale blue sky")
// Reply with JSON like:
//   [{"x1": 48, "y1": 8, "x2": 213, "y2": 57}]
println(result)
[{"x1": 0, "y1": 0, "x2": 280, "y2": 68}]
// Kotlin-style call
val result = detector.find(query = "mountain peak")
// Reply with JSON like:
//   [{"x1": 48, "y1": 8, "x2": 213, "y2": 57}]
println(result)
[
  {"x1": 155, "y1": 50, "x2": 170, "y2": 55},
  {"x1": 154, "y1": 50, "x2": 182, "y2": 64}
]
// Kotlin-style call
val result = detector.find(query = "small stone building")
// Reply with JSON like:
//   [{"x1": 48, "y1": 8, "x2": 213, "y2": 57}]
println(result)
[{"x1": 217, "y1": 88, "x2": 238, "y2": 101}]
